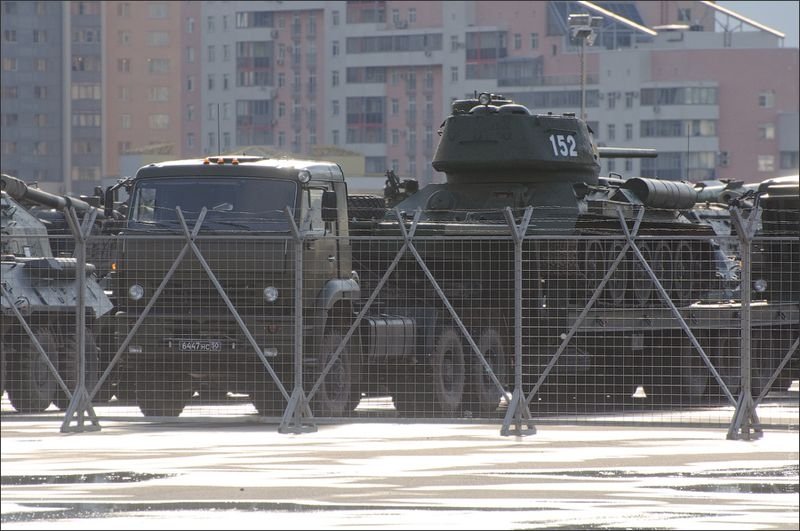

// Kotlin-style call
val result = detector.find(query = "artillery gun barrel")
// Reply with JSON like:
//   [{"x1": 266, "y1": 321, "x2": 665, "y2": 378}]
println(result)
[
  {"x1": 1, "y1": 173, "x2": 104, "y2": 218},
  {"x1": 597, "y1": 147, "x2": 658, "y2": 159}
]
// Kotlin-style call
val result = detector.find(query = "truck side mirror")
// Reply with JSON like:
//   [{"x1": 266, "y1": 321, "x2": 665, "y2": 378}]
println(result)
[{"x1": 321, "y1": 190, "x2": 337, "y2": 222}]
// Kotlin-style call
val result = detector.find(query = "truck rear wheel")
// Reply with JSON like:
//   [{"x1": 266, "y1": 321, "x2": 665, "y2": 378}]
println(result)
[
  {"x1": 6, "y1": 326, "x2": 58, "y2": 413},
  {"x1": 465, "y1": 327, "x2": 508, "y2": 416},
  {"x1": 431, "y1": 326, "x2": 465, "y2": 416}
]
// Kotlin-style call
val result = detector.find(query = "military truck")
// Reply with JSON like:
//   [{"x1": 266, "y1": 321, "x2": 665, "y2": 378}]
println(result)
[{"x1": 1, "y1": 177, "x2": 113, "y2": 413}]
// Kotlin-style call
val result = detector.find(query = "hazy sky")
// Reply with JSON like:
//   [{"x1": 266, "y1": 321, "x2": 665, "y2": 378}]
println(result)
[{"x1": 717, "y1": 1, "x2": 799, "y2": 48}]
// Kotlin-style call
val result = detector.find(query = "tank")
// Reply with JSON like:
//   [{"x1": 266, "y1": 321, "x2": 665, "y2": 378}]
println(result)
[
  {"x1": 354, "y1": 93, "x2": 758, "y2": 408},
  {"x1": 1, "y1": 176, "x2": 113, "y2": 413},
  {"x1": 380, "y1": 93, "x2": 722, "y2": 308}
]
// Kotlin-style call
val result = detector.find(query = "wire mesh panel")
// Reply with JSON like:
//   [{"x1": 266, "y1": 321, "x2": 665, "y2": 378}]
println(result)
[{"x1": 2, "y1": 196, "x2": 797, "y2": 434}]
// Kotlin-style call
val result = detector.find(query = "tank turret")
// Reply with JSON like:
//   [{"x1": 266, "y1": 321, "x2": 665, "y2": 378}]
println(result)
[{"x1": 432, "y1": 93, "x2": 600, "y2": 184}]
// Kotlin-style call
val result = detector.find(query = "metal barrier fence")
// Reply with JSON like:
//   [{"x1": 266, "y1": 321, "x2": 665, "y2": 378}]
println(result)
[{"x1": 1, "y1": 204, "x2": 797, "y2": 439}]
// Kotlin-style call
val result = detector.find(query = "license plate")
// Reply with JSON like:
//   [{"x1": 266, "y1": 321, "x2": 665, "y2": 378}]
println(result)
[{"x1": 178, "y1": 340, "x2": 222, "y2": 352}]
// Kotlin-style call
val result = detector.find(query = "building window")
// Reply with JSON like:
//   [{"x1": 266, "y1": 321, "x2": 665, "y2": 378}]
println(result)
[
  {"x1": 208, "y1": 45, "x2": 215, "y2": 62},
  {"x1": 223, "y1": 74, "x2": 230, "y2": 90},
  {"x1": 186, "y1": 16, "x2": 195, "y2": 33},
  {"x1": 392, "y1": 98, "x2": 399, "y2": 114},
  {"x1": 223, "y1": 45, "x2": 230, "y2": 61},
  {"x1": 332, "y1": 70, "x2": 339, "y2": 87},
  {"x1": 148, "y1": 86, "x2": 169, "y2": 102},
  {"x1": 608, "y1": 92, "x2": 617, "y2": 109},
  {"x1": 223, "y1": 132, "x2": 231, "y2": 149},
  {"x1": 117, "y1": 2, "x2": 130, "y2": 17},
  {"x1": 148, "y1": 2, "x2": 168, "y2": 19},
  {"x1": 208, "y1": 133, "x2": 216, "y2": 149},
  {"x1": 332, "y1": 100, "x2": 339, "y2": 116},
  {"x1": 531, "y1": 33, "x2": 539, "y2": 49},
  {"x1": 2, "y1": 58, "x2": 17, "y2": 71},
  {"x1": 119, "y1": 30, "x2": 130, "y2": 46},
  {"x1": 121, "y1": 114, "x2": 131, "y2": 129},
  {"x1": 758, "y1": 90, "x2": 775, "y2": 108},
  {"x1": 625, "y1": 92, "x2": 635, "y2": 108},
  {"x1": 278, "y1": 131, "x2": 285, "y2": 147},
  {"x1": 117, "y1": 58, "x2": 131, "y2": 72},
  {"x1": 607, "y1": 124, "x2": 616, "y2": 141},
  {"x1": 148, "y1": 31, "x2": 169, "y2": 46},
  {"x1": 33, "y1": 113, "x2": 47, "y2": 127},
  {"x1": 207, "y1": 16, "x2": 215, "y2": 32},
  {"x1": 391, "y1": 129, "x2": 399, "y2": 145},
  {"x1": 332, "y1": 130, "x2": 339, "y2": 145},
  {"x1": 3, "y1": 30, "x2": 16, "y2": 43},
  {"x1": 332, "y1": 40, "x2": 339, "y2": 56},
  {"x1": 391, "y1": 159, "x2": 399, "y2": 172},
  {"x1": 35, "y1": 58, "x2": 47, "y2": 71},
  {"x1": 625, "y1": 123, "x2": 633, "y2": 140},
  {"x1": 147, "y1": 58, "x2": 170, "y2": 74},
  {"x1": 779, "y1": 151, "x2": 799, "y2": 169},
  {"x1": 332, "y1": 10, "x2": 339, "y2": 26},
  {"x1": 187, "y1": 76, "x2": 194, "y2": 92},
  {"x1": 625, "y1": 159, "x2": 633, "y2": 172},
  {"x1": 33, "y1": 142, "x2": 48, "y2": 155},
  {"x1": 757, "y1": 155, "x2": 774, "y2": 172},
  {"x1": 119, "y1": 86, "x2": 130, "y2": 101},
  {"x1": 514, "y1": 33, "x2": 521, "y2": 50},
  {"x1": 33, "y1": 30, "x2": 47, "y2": 43},
  {"x1": 187, "y1": 133, "x2": 194, "y2": 148},
  {"x1": 677, "y1": 8, "x2": 691, "y2": 21},
  {"x1": 186, "y1": 46, "x2": 195, "y2": 63},
  {"x1": 187, "y1": 104, "x2": 194, "y2": 121},
  {"x1": 34, "y1": 86, "x2": 48, "y2": 99},
  {"x1": 758, "y1": 123, "x2": 775, "y2": 139},
  {"x1": 451, "y1": 66, "x2": 458, "y2": 82}
]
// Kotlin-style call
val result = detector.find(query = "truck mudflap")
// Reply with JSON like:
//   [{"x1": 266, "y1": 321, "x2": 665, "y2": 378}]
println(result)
[{"x1": 362, "y1": 315, "x2": 416, "y2": 360}]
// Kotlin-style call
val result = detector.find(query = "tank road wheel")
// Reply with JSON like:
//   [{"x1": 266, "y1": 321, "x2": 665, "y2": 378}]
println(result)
[
  {"x1": 605, "y1": 240, "x2": 628, "y2": 308},
  {"x1": 6, "y1": 326, "x2": 59, "y2": 413},
  {"x1": 631, "y1": 242, "x2": 655, "y2": 307},
  {"x1": 466, "y1": 327, "x2": 509, "y2": 416},
  {"x1": 54, "y1": 328, "x2": 101, "y2": 410},
  {"x1": 584, "y1": 240, "x2": 607, "y2": 305},
  {"x1": 431, "y1": 326, "x2": 466, "y2": 416},
  {"x1": 672, "y1": 242, "x2": 698, "y2": 306},
  {"x1": 651, "y1": 242, "x2": 673, "y2": 304},
  {"x1": 134, "y1": 354, "x2": 192, "y2": 418},
  {"x1": 309, "y1": 329, "x2": 359, "y2": 417}
]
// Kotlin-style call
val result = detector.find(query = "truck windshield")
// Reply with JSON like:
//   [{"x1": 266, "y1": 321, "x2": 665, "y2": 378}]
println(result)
[{"x1": 129, "y1": 177, "x2": 297, "y2": 231}]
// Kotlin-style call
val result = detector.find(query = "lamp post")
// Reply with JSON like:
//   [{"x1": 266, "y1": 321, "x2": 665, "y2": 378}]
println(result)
[{"x1": 568, "y1": 13, "x2": 602, "y2": 121}]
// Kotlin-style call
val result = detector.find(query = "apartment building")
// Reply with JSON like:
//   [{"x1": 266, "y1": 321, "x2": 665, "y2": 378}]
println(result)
[{"x1": 1, "y1": 1, "x2": 797, "y2": 194}]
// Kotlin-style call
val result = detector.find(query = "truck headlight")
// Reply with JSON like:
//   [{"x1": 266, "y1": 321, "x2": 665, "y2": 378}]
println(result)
[
  {"x1": 128, "y1": 283, "x2": 144, "y2": 301},
  {"x1": 263, "y1": 286, "x2": 279, "y2": 303}
]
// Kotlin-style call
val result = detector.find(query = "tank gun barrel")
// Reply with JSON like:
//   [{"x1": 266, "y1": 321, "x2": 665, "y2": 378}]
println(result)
[
  {"x1": 598, "y1": 147, "x2": 657, "y2": 159},
  {"x1": 1, "y1": 173, "x2": 103, "y2": 218}
]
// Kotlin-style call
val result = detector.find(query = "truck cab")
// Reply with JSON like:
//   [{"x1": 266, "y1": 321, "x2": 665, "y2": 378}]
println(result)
[{"x1": 113, "y1": 156, "x2": 360, "y2": 418}]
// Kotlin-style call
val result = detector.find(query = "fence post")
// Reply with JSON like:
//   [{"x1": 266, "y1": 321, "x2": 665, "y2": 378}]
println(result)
[
  {"x1": 727, "y1": 203, "x2": 763, "y2": 440},
  {"x1": 279, "y1": 207, "x2": 316, "y2": 434},
  {"x1": 501, "y1": 206, "x2": 536, "y2": 436},
  {"x1": 60, "y1": 205, "x2": 101, "y2": 433}
]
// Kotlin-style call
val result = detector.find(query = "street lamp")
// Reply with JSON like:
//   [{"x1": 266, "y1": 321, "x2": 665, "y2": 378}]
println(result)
[{"x1": 568, "y1": 13, "x2": 603, "y2": 121}]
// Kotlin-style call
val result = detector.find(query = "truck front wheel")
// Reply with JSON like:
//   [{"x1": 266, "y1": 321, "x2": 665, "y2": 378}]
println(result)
[{"x1": 309, "y1": 329, "x2": 359, "y2": 416}]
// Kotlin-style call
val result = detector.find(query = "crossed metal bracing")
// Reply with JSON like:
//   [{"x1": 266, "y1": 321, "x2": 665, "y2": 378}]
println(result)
[{"x1": 2, "y1": 204, "x2": 797, "y2": 440}]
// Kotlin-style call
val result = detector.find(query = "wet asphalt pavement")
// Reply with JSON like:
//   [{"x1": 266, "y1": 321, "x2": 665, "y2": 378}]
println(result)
[{"x1": 1, "y1": 395, "x2": 798, "y2": 530}]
